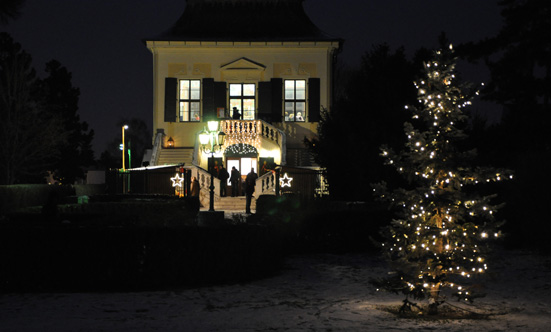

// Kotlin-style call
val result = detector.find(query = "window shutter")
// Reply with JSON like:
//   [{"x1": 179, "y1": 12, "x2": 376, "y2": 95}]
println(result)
[
  {"x1": 258, "y1": 81, "x2": 272, "y2": 122},
  {"x1": 202, "y1": 78, "x2": 215, "y2": 121},
  {"x1": 271, "y1": 78, "x2": 283, "y2": 122},
  {"x1": 164, "y1": 77, "x2": 177, "y2": 122},
  {"x1": 214, "y1": 81, "x2": 227, "y2": 116},
  {"x1": 308, "y1": 78, "x2": 320, "y2": 122}
]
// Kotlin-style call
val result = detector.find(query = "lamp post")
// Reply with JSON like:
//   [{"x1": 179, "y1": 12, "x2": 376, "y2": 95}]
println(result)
[
  {"x1": 122, "y1": 125, "x2": 128, "y2": 171},
  {"x1": 198, "y1": 120, "x2": 226, "y2": 212}
]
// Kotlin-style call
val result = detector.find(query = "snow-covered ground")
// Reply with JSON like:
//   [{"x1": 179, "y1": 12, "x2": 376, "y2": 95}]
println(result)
[{"x1": 1, "y1": 248, "x2": 550, "y2": 331}]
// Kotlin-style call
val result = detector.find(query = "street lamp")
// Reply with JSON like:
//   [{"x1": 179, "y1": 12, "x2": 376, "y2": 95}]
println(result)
[
  {"x1": 122, "y1": 125, "x2": 128, "y2": 171},
  {"x1": 198, "y1": 120, "x2": 226, "y2": 211}
]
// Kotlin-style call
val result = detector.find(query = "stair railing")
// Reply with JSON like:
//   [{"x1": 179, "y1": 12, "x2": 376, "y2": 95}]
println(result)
[
  {"x1": 149, "y1": 131, "x2": 164, "y2": 166},
  {"x1": 255, "y1": 171, "x2": 277, "y2": 199}
]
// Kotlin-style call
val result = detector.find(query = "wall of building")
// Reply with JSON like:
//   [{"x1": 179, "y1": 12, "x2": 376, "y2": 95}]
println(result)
[{"x1": 147, "y1": 41, "x2": 338, "y2": 152}]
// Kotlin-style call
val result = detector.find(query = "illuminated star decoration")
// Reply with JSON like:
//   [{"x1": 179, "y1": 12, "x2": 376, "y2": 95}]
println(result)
[
  {"x1": 170, "y1": 173, "x2": 184, "y2": 187},
  {"x1": 279, "y1": 173, "x2": 293, "y2": 188}
]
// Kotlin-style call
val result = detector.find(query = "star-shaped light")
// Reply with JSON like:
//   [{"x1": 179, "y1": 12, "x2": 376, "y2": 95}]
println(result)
[
  {"x1": 171, "y1": 173, "x2": 184, "y2": 187},
  {"x1": 280, "y1": 173, "x2": 293, "y2": 188}
]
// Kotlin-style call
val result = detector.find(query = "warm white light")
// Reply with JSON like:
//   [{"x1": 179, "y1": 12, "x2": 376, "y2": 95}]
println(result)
[
  {"x1": 207, "y1": 120, "x2": 219, "y2": 132},
  {"x1": 280, "y1": 173, "x2": 293, "y2": 188},
  {"x1": 170, "y1": 173, "x2": 184, "y2": 187}
]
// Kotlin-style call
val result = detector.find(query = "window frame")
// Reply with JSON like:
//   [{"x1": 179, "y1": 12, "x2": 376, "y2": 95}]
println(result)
[
  {"x1": 178, "y1": 79, "x2": 201, "y2": 122},
  {"x1": 284, "y1": 79, "x2": 306, "y2": 122},
  {"x1": 229, "y1": 83, "x2": 256, "y2": 120}
]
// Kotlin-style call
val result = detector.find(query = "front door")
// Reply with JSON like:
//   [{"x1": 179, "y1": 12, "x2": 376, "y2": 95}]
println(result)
[{"x1": 227, "y1": 157, "x2": 257, "y2": 196}]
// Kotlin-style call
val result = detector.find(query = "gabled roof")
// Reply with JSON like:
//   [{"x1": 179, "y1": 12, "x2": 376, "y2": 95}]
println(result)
[{"x1": 147, "y1": 0, "x2": 341, "y2": 43}]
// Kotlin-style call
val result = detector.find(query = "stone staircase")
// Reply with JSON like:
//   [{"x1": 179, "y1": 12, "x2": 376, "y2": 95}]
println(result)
[
  {"x1": 157, "y1": 148, "x2": 194, "y2": 166},
  {"x1": 202, "y1": 196, "x2": 256, "y2": 212}
]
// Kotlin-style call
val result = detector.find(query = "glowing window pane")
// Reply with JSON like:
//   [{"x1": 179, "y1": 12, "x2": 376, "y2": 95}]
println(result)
[
  {"x1": 296, "y1": 80, "x2": 306, "y2": 99},
  {"x1": 243, "y1": 84, "x2": 255, "y2": 96},
  {"x1": 285, "y1": 81, "x2": 295, "y2": 99},
  {"x1": 180, "y1": 80, "x2": 190, "y2": 99},
  {"x1": 230, "y1": 84, "x2": 241, "y2": 96}
]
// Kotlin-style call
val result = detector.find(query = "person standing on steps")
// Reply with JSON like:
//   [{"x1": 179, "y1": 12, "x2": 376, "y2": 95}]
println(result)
[
  {"x1": 218, "y1": 165, "x2": 229, "y2": 197},
  {"x1": 245, "y1": 168, "x2": 258, "y2": 214},
  {"x1": 230, "y1": 166, "x2": 241, "y2": 197}
]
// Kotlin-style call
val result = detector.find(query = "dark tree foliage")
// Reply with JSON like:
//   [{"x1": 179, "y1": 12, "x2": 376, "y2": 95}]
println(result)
[
  {"x1": 0, "y1": 0, "x2": 25, "y2": 25},
  {"x1": 458, "y1": 0, "x2": 551, "y2": 249},
  {"x1": 39, "y1": 60, "x2": 95, "y2": 184},
  {"x1": 306, "y1": 44, "x2": 427, "y2": 201},
  {"x1": 0, "y1": 33, "x2": 66, "y2": 184},
  {"x1": 0, "y1": 33, "x2": 93, "y2": 184}
]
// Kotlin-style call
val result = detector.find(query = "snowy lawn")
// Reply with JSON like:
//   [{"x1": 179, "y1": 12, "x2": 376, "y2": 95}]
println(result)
[{"x1": 1, "y1": 248, "x2": 550, "y2": 331}]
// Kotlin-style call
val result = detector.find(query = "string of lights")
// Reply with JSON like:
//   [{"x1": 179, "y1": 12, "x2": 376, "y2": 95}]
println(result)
[{"x1": 373, "y1": 45, "x2": 512, "y2": 310}]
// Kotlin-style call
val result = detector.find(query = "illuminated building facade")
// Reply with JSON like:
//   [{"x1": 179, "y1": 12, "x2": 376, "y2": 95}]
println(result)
[{"x1": 145, "y1": 0, "x2": 341, "y2": 183}]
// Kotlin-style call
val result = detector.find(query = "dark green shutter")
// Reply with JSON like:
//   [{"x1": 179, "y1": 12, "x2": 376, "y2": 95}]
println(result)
[
  {"x1": 164, "y1": 77, "x2": 177, "y2": 122},
  {"x1": 308, "y1": 78, "x2": 320, "y2": 122},
  {"x1": 271, "y1": 78, "x2": 283, "y2": 122},
  {"x1": 202, "y1": 78, "x2": 215, "y2": 121},
  {"x1": 258, "y1": 81, "x2": 272, "y2": 122},
  {"x1": 214, "y1": 81, "x2": 227, "y2": 116}
]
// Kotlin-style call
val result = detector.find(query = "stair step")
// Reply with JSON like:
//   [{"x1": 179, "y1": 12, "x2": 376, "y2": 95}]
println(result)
[
  {"x1": 212, "y1": 197, "x2": 256, "y2": 211},
  {"x1": 157, "y1": 148, "x2": 194, "y2": 165}
]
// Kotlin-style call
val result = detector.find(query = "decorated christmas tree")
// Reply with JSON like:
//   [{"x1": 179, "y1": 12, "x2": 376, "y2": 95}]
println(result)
[{"x1": 372, "y1": 45, "x2": 512, "y2": 314}]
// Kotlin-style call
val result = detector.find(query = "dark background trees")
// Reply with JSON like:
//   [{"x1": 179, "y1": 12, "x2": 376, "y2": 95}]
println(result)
[
  {"x1": 0, "y1": 33, "x2": 65, "y2": 184},
  {"x1": 39, "y1": 60, "x2": 95, "y2": 184},
  {"x1": 0, "y1": 32, "x2": 94, "y2": 184},
  {"x1": 307, "y1": 44, "x2": 430, "y2": 201},
  {"x1": 307, "y1": 1, "x2": 550, "y2": 249},
  {"x1": 457, "y1": 0, "x2": 551, "y2": 248}
]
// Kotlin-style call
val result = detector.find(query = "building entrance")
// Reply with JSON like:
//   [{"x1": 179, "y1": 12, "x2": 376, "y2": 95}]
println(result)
[{"x1": 226, "y1": 157, "x2": 257, "y2": 196}]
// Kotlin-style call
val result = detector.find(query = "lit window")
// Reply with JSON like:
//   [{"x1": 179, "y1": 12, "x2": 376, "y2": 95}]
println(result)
[
  {"x1": 229, "y1": 83, "x2": 256, "y2": 120},
  {"x1": 179, "y1": 79, "x2": 201, "y2": 122},
  {"x1": 284, "y1": 80, "x2": 306, "y2": 122}
]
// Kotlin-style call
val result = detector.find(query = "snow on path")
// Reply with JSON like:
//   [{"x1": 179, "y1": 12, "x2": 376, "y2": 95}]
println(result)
[{"x1": 1, "y1": 249, "x2": 550, "y2": 331}]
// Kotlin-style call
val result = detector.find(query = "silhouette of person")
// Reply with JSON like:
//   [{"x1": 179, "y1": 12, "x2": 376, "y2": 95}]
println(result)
[
  {"x1": 230, "y1": 166, "x2": 241, "y2": 197},
  {"x1": 232, "y1": 107, "x2": 241, "y2": 120},
  {"x1": 245, "y1": 168, "x2": 258, "y2": 214}
]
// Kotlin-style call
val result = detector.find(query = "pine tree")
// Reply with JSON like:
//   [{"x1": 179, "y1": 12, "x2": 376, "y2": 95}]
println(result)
[{"x1": 372, "y1": 45, "x2": 512, "y2": 314}]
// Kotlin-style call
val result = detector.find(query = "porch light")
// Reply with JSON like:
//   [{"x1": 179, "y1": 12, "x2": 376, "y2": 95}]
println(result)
[
  {"x1": 218, "y1": 131, "x2": 226, "y2": 146},
  {"x1": 197, "y1": 119, "x2": 226, "y2": 211},
  {"x1": 167, "y1": 136, "x2": 175, "y2": 148},
  {"x1": 207, "y1": 120, "x2": 219, "y2": 132},
  {"x1": 198, "y1": 129, "x2": 210, "y2": 146}
]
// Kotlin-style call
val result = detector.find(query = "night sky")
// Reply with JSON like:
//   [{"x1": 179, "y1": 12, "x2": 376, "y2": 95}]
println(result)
[{"x1": 3, "y1": 0, "x2": 503, "y2": 156}]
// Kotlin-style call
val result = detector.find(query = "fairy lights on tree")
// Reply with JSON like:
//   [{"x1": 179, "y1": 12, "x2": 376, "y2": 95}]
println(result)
[{"x1": 372, "y1": 45, "x2": 512, "y2": 314}]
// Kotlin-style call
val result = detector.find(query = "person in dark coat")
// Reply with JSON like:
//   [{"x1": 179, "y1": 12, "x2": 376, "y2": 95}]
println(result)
[
  {"x1": 230, "y1": 166, "x2": 241, "y2": 197},
  {"x1": 232, "y1": 107, "x2": 241, "y2": 120},
  {"x1": 190, "y1": 176, "x2": 200, "y2": 197},
  {"x1": 218, "y1": 165, "x2": 229, "y2": 197},
  {"x1": 245, "y1": 168, "x2": 258, "y2": 214}
]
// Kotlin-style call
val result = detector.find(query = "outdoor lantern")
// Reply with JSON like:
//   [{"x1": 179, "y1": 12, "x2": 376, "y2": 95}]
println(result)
[
  {"x1": 198, "y1": 129, "x2": 210, "y2": 146},
  {"x1": 207, "y1": 120, "x2": 219, "y2": 132},
  {"x1": 167, "y1": 136, "x2": 174, "y2": 148},
  {"x1": 218, "y1": 131, "x2": 226, "y2": 146},
  {"x1": 197, "y1": 120, "x2": 226, "y2": 212}
]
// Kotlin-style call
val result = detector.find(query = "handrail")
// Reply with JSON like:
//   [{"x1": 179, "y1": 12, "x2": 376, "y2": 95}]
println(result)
[
  {"x1": 149, "y1": 131, "x2": 164, "y2": 166},
  {"x1": 220, "y1": 119, "x2": 285, "y2": 150},
  {"x1": 255, "y1": 171, "x2": 277, "y2": 199},
  {"x1": 189, "y1": 165, "x2": 221, "y2": 206}
]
